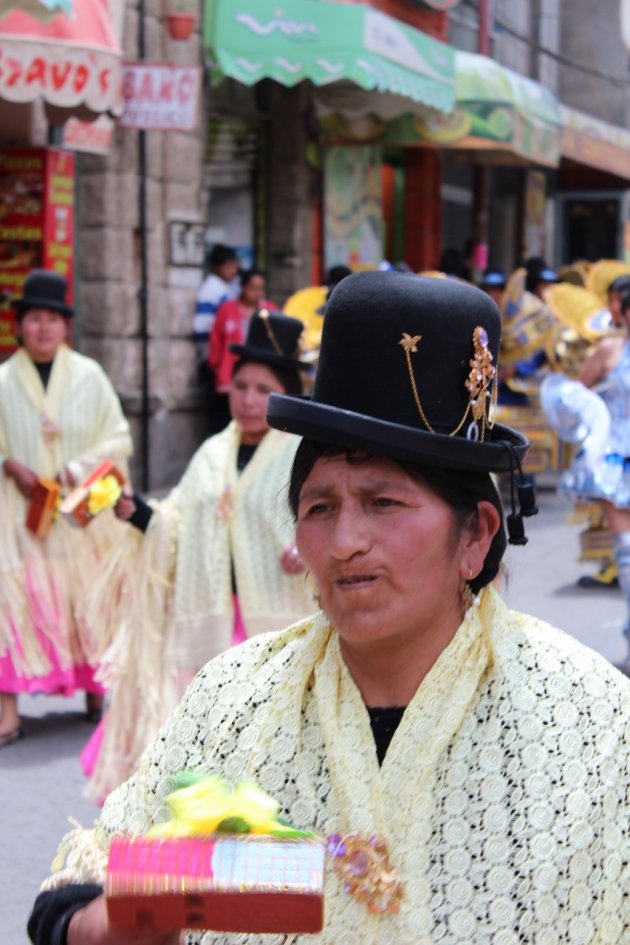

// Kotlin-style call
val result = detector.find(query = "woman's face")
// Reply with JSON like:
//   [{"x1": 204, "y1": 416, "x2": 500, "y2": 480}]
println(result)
[
  {"x1": 241, "y1": 275, "x2": 266, "y2": 308},
  {"x1": 229, "y1": 361, "x2": 286, "y2": 445},
  {"x1": 18, "y1": 308, "x2": 67, "y2": 362},
  {"x1": 296, "y1": 455, "x2": 472, "y2": 649}
]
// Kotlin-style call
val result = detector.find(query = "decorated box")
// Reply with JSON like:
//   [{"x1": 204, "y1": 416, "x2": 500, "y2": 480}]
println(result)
[
  {"x1": 25, "y1": 477, "x2": 61, "y2": 537},
  {"x1": 106, "y1": 833, "x2": 325, "y2": 933},
  {"x1": 59, "y1": 460, "x2": 124, "y2": 527},
  {"x1": 105, "y1": 773, "x2": 326, "y2": 934}
]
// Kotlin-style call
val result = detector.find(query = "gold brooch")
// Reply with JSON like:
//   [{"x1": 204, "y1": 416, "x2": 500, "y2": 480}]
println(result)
[
  {"x1": 327, "y1": 833, "x2": 404, "y2": 915},
  {"x1": 398, "y1": 326, "x2": 497, "y2": 440},
  {"x1": 465, "y1": 326, "x2": 496, "y2": 425}
]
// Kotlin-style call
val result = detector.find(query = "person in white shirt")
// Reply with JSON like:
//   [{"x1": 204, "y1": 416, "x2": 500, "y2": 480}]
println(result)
[{"x1": 194, "y1": 244, "x2": 240, "y2": 433}]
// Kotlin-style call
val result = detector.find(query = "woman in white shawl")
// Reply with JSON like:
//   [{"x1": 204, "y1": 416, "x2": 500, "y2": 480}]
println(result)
[
  {"x1": 0, "y1": 270, "x2": 132, "y2": 747},
  {"x1": 82, "y1": 311, "x2": 315, "y2": 800}
]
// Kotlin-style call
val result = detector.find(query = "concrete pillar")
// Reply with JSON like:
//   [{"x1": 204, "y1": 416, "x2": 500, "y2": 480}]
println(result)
[{"x1": 265, "y1": 84, "x2": 314, "y2": 304}]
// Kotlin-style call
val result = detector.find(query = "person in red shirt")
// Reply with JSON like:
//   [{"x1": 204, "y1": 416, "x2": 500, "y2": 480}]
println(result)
[{"x1": 208, "y1": 269, "x2": 278, "y2": 400}]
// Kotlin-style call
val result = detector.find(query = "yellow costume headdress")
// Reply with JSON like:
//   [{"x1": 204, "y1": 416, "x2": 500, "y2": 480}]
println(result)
[
  {"x1": 499, "y1": 268, "x2": 555, "y2": 365},
  {"x1": 585, "y1": 259, "x2": 630, "y2": 305}
]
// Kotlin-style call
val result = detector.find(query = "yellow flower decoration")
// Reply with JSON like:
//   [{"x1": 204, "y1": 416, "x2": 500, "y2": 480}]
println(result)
[
  {"x1": 146, "y1": 773, "x2": 313, "y2": 840},
  {"x1": 86, "y1": 474, "x2": 123, "y2": 517}
]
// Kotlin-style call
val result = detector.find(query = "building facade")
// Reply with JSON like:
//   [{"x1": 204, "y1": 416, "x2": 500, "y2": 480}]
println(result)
[{"x1": 2, "y1": 0, "x2": 630, "y2": 487}]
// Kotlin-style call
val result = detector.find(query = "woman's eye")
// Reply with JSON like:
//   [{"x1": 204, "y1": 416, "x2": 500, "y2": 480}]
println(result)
[
  {"x1": 304, "y1": 502, "x2": 329, "y2": 517},
  {"x1": 372, "y1": 497, "x2": 399, "y2": 508}
]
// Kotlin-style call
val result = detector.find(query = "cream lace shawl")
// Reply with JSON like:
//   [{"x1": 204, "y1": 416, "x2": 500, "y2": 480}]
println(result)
[
  {"x1": 0, "y1": 345, "x2": 132, "y2": 673},
  {"x1": 47, "y1": 587, "x2": 629, "y2": 944},
  {"x1": 86, "y1": 422, "x2": 315, "y2": 799}
]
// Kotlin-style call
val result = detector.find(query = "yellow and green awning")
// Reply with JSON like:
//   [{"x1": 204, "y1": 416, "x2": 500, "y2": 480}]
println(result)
[
  {"x1": 204, "y1": 0, "x2": 456, "y2": 114},
  {"x1": 384, "y1": 50, "x2": 563, "y2": 166}
]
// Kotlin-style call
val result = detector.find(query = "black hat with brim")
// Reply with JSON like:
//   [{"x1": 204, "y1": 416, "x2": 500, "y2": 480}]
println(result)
[
  {"x1": 14, "y1": 269, "x2": 73, "y2": 319},
  {"x1": 230, "y1": 309, "x2": 310, "y2": 373},
  {"x1": 267, "y1": 271, "x2": 529, "y2": 473}
]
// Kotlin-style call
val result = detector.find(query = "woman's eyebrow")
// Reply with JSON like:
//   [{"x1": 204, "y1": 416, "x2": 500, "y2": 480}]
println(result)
[
  {"x1": 299, "y1": 478, "x2": 414, "y2": 502},
  {"x1": 299, "y1": 483, "x2": 335, "y2": 503}
]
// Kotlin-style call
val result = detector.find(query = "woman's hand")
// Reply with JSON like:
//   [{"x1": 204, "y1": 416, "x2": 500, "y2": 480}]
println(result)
[
  {"x1": 3, "y1": 459, "x2": 39, "y2": 499},
  {"x1": 67, "y1": 895, "x2": 182, "y2": 945},
  {"x1": 58, "y1": 466, "x2": 77, "y2": 489},
  {"x1": 280, "y1": 544, "x2": 306, "y2": 575},
  {"x1": 114, "y1": 490, "x2": 137, "y2": 521}
]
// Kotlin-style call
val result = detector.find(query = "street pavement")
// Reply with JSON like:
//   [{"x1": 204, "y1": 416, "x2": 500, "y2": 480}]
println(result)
[{"x1": 1, "y1": 483, "x2": 629, "y2": 944}]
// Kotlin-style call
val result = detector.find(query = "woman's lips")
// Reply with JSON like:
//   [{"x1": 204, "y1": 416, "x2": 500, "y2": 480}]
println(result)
[{"x1": 335, "y1": 574, "x2": 378, "y2": 590}]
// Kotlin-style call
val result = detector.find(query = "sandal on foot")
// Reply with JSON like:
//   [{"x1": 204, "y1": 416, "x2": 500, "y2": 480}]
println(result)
[{"x1": 0, "y1": 725, "x2": 22, "y2": 748}]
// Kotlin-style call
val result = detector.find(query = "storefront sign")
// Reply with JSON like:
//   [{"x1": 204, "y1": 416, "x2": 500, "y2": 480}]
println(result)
[
  {"x1": 0, "y1": 147, "x2": 74, "y2": 354},
  {"x1": 0, "y1": 0, "x2": 122, "y2": 114},
  {"x1": 118, "y1": 63, "x2": 201, "y2": 131},
  {"x1": 324, "y1": 145, "x2": 383, "y2": 271},
  {"x1": 523, "y1": 171, "x2": 546, "y2": 258},
  {"x1": 168, "y1": 220, "x2": 206, "y2": 267},
  {"x1": 42, "y1": 149, "x2": 74, "y2": 281},
  {"x1": 0, "y1": 43, "x2": 115, "y2": 106},
  {"x1": 62, "y1": 115, "x2": 115, "y2": 155}
]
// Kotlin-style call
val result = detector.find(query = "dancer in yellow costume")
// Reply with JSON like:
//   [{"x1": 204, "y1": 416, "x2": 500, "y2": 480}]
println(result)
[
  {"x1": 29, "y1": 274, "x2": 629, "y2": 945},
  {"x1": 0, "y1": 270, "x2": 132, "y2": 746},
  {"x1": 81, "y1": 311, "x2": 315, "y2": 801}
]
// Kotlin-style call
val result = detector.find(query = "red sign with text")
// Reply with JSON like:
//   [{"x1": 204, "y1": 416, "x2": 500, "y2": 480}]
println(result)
[
  {"x1": 0, "y1": 147, "x2": 74, "y2": 355},
  {"x1": 118, "y1": 63, "x2": 200, "y2": 131}
]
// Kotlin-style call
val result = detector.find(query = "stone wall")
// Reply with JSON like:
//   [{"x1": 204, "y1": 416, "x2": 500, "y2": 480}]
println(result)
[
  {"x1": 77, "y1": 0, "x2": 208, "y2": 490},
  {"x1": 557, "y1": 0, "x2": 630, "y2": 125}
]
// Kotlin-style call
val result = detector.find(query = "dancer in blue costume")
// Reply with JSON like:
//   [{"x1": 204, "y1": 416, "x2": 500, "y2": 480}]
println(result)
[{"x1": 543, "y1": 289, "x2": 630, "y2": 670}]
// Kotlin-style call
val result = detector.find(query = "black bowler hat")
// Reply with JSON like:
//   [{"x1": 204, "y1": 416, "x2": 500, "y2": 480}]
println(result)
[
  {"x1": 14, "y1": 269, "x2": 73, "y2": 319},
  {"x1": 230, "y1": 309, "x2": 310, "y2": 373},
  {"x1": 267, "y1": 271, "x2": 529, "y2": 472}
]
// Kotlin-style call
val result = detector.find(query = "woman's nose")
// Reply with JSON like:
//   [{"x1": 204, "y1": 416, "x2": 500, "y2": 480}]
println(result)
[{"x1": 329, "y1": 506, "x2": 371, "y2": 559}]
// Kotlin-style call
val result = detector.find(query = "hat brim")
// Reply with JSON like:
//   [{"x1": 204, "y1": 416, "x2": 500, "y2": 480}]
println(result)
[
  {"x1": 268, "y1": 394, "x2": 529, "y2": 472},
  {"x1": 230, "y1": 344, "x2": 310, "y2": 373},
  {"x1": 14, "y1": 296, "x2": 73, "y2": 318}
]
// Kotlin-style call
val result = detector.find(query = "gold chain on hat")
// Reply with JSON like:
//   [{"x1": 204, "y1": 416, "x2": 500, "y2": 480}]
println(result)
[
  {"x1": 399, "y1": 326, "x2": 497, "y2": 440},
  {"x1": 258, "y1": 308, "x2": 284, "y2": 356}
]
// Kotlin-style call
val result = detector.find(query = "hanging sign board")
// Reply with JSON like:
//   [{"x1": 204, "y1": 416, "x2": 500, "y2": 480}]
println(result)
[
  {"x1": 63, "y1": 115, "x2": 114, "y2": 155},
  {"x1": 118, "y1": 63, "x2": 201, "y2": 131}
]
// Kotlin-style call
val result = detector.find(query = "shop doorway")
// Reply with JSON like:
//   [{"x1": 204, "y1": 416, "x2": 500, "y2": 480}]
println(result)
[{"x1": 556, "y1": 191, "x2": 623, "y2": 263}]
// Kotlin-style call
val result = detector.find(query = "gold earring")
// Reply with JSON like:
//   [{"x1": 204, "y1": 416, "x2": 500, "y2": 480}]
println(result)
[{"x1": 304, "y1": 570, "x2": 321, "y2": 607}]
